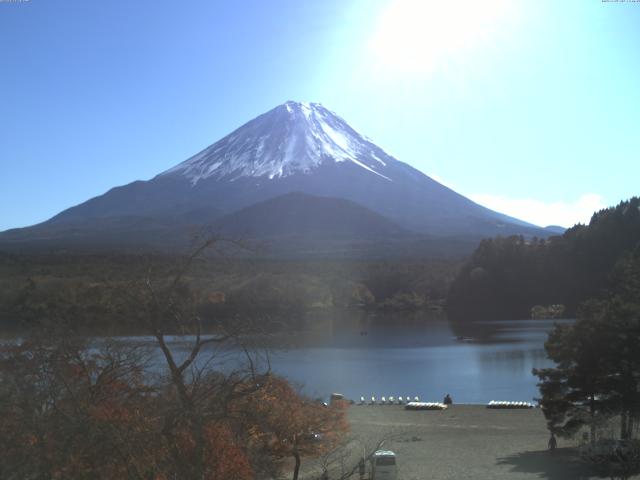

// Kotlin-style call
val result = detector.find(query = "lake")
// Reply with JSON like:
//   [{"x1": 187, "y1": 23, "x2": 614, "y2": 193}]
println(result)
[
  {"x1": 114, "y1": 310, "x2": 569, "y2": 405},
  {"x1": 262, "y1": 312, "x2": 568, "y2": 404}
]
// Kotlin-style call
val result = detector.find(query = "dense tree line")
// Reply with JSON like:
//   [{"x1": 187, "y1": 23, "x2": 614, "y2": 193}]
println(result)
[
  {"x1": 446, "y1": 197, "x2": 640, "y2": 321},
  {"x1": 0, "y1": 252, "x2": 460, "y2": 331},
  {"x1": 533, "y1": 247, "x2": 640, "y2": 479}
]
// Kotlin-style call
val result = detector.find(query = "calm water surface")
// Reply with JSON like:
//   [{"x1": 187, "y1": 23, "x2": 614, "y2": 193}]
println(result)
[
  {"x1": 111, "y1": 311, "x2": 569, "y2": 405},
  {"x1": 261, "y1": 313, "x2": 569, "y2": 404}
]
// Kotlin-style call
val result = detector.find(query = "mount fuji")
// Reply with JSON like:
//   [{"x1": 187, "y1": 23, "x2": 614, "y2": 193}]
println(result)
[{"x1": 1, "y1": 101, "x2": 550, "y2": 255}]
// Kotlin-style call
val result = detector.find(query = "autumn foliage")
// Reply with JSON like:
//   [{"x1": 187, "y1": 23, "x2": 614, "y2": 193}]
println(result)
[
  {"x1": 0, "y1": 240, "x2": 349, "y2": 479},
  {"x1": 243, "y1": 376, "x2": 349, "y2": 479},
  {"x1": 0, "y1": 336, "x2": 348, "y2": 480}
]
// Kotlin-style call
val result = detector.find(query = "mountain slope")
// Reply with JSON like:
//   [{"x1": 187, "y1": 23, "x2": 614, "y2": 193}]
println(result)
[
  {"x1": 1, "y1": 101, "x2": 549, "y2": 253},
  {"x1": 214, "y1": 192, "x2": 408, "y2": 238}
]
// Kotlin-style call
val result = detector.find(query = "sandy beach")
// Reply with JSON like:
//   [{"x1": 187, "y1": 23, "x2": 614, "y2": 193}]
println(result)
[{"x1": 301, "y1": 404, "x2": 616, "y2": 480}]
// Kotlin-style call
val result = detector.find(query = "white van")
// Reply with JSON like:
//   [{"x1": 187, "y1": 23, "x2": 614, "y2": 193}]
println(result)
[{"x1": 371, "y1": 450, "x2": 397, "y2": 480}]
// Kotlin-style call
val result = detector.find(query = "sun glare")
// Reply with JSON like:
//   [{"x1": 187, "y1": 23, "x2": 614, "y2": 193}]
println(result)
[{"x1": 369, "y1": 0, "x2": 514, "y2": 76}]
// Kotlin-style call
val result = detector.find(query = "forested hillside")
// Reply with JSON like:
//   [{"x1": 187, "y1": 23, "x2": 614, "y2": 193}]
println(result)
[
  {"x1": 0, "y1": 252, "x2": 459, "y2": 331},
  {"x1": 446, "y1": 197, "x2": 640, "y2": 321}
]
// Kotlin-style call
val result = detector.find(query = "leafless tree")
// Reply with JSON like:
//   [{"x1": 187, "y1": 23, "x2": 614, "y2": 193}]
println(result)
[
  {"x1": 125, "y1": 236, "x2": 274, "y2": 478},
  {"x1": 309, "y1": 429, "x2": 412, "y2": 480}
]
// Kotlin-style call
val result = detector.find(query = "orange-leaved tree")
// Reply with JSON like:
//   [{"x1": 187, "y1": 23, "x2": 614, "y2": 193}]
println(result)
[
  {"x1": 241, "y1": 375, "x2": 349, "y2": 480},
  {"x1": 0, "y1": 335, "x2": 162, "y2": 479},
  {"x1": 1, "y1": 237, "x2": 351, "y2": 479}
]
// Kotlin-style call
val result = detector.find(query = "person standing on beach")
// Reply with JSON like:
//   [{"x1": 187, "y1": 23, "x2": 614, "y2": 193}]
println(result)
[
  {"x1": 443, "y1": 394, "x2": 453, "y2": 405},
  {"x1": 548, "y1": 433, "x2": 557, "y2": 452}
]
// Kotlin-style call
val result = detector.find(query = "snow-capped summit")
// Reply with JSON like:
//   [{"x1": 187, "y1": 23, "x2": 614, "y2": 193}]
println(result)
[{"x1": 161, "y1": 101, "x2": 392, "y2": 183}]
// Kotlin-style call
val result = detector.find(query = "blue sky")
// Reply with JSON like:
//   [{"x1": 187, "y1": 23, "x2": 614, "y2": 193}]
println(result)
[{"x1": 1, "y1": 0, "x2": 638, "y2": 230}]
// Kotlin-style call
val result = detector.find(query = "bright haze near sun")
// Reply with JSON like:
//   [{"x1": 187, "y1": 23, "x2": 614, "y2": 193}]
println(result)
[
  {"x1": 368, "y1": 0, "x2": 514, "y2": 77},
  {"x1": 0, "y1": 0, "x2": 638, "y2": 231},
  {"x1": 351, "y1": 0, "x2": 635, "y2": 228}
]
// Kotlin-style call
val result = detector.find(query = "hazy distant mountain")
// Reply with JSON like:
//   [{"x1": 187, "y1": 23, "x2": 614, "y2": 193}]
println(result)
[
  {"x1": 0, "y1": 101, "x2": 550, "y2": 254},
  {"x1": 544, "y1": 225, "x2": 567, "y2": 235}
]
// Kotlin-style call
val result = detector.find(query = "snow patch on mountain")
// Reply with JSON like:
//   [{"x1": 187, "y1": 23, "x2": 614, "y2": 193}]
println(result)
[{"x1": 161, "y1": 101, "x2": 393, "y2": 184}]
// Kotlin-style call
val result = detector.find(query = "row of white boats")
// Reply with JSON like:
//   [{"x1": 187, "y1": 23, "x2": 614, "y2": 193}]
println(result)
[
  {"x1": 405, "y1": 402, "x2": 448, "y2": 410},
  {"x1": 353, "y1": 397, "x2": 535, "y2": 409},
  {"x1": 358, "y1": 395, "x2": 423, "y2": 405},
  {"x1": 486, "y1": 401, "x2": 535, "y2": 409}
]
